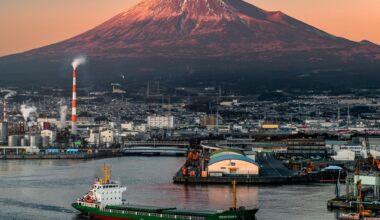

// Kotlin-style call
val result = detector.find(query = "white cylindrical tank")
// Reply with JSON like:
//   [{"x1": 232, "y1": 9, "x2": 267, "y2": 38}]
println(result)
[
  {"x1": 20, "y1": 138, "x2": 26, "y2": 146},
  {"x1": 30, "y1": 135, "x2": 36, "y2": 147},
  {"x1": 8, "y1": 135, "x2": 20, "y2": 147},
  {"x1": 24, "y1": 134, "x2": 30, "y2": 145},
  {"x1": 30, "y1": 135, "x2": 42, "y2": 147}
]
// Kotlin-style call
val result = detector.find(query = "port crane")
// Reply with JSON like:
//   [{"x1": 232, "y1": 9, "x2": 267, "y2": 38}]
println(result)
[
  {"x1": 357, "y1": 179, "x2": 372, "y2": 218},
  {"x1": 364, "y1": 131, "x2": 380, "y2": 171}
]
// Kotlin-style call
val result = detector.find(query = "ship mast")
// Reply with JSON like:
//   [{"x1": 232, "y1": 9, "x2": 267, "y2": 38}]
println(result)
[
  {"x1": 101, "y1": 164, "x2": 111, "y2": 184},
  {"x1": 232, "y1": 180, "x2": 237, "y2": 209}
]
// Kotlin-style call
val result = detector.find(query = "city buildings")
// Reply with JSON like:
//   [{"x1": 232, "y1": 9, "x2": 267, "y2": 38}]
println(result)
[{"x1": 147, "y1": 116, "x2": 174, "y2": 129}]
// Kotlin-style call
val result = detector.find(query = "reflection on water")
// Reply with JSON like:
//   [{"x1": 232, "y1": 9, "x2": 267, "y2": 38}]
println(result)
[{"x1": 0, "y1": 158, "x2": 339, "y2": 220}]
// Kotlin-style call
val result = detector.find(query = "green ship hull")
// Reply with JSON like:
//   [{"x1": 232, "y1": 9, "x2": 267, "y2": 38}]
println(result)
[{"x1": 72, "y1": 202, "x2": 258, "y2": 220}]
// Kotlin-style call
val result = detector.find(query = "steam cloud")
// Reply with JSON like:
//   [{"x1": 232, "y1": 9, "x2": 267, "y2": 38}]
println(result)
[
  {"x1": 60, "y1": 105, "x2": 68, "y2": 128},
  {"x1": 1, "y1": 89, "x2": 16, "y2": 99},
  {"x1": 20, "y1": 104, "x2": 37, "y2": 126},
  {"x1": 71, "y1": 56, "x2": 86, "y2": 70}
]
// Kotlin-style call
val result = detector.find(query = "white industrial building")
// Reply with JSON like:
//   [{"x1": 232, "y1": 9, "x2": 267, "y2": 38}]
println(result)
[
  {"x1": 121, "y1": 122, "x2": 134, "y2": 131},
  {"x1": 339, "y1": 145, "x2": 366, "y2": 157},
  {"x1": 331, "y1": 150, "x2": 355, "y2": 161},
  {"x1": 147, "y1": 116, "x2": 174, "y2": 129},
  {"x1": 87, "y1": 129, "x2": 100, "y2": 146},
  {"x1": 100, "y1": 129, "x2": 115, "y2": 146},
  {"x1": 40, "y1": 129, "x2": 57, "y2": 144}
]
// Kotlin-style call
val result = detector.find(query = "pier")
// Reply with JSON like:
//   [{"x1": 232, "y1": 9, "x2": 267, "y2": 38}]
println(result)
[
  {"x1": 122, "y1": 146, "x2": 186, "y2": 156},
  {"x1": 173, "y1": 175, "x2": 320, "y2": 185},
  {"x1": 0, "y1": 150, "x2": 124, "y2": 160},
  {"x1": 122, "y1": 141, "x2": 189, "y2": 156},
  {"x1": 173, "y1": 152, "x2": 323, "y2": 185},
  {"x1": 123, "y1": 141, "x2": 189, "y2": 148}
]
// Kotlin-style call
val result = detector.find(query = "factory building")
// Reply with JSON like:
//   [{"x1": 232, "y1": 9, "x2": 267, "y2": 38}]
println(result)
[
  {"x1": 200, "y1": 115, "x2": 217, "y2": 127},
  {"x1": 111, "y1": 83, "x2": 126, "y2": 94},
  {"x1": 121, "y1": 122, "x2": 134, "y2": 131},
  {"x1": 100, "y1": 129, "x2": 115, "y2": 146},
  {"x1": 331, "y1": 150, "x2": 355, "y2": 161},
  {"x1": 207, "y1": 149, "x2": 259, "y2": 176},
  {"x1": 37, "y1": 118, "x2": 60, "y2": 129},
  {"x1": 285, "y1": 138, "x2": 328, "y2": 157},
  {"x1": 41, "y1": 129, "x2": 57, "y2": 145},
  {"x1": 261, "y1": 123, "x2": 280, "y2": 129},
  {"x1": 147, "y1": 116, "x2": 174, "y2": 129},
  {"x1": 87, "y1": 129, "x2": 100, "y2": 147}
]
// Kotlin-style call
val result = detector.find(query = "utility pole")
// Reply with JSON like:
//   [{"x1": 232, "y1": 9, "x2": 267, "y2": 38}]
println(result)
[
  {"x1": 168, "y1": 97, "x2": 171, "y2": 116},
  {"x1": 347, "y1": 105, "x2": 350, "y2": 127},
  {"x1": 146, "y1": 81, "x2": 150, "y2": 98},
  {"x1": 218, "y1": 86, "x2": 222, "y2": 99},
  {"x1": 337, "y1": 106, "x2": 340, "y2": 122}
]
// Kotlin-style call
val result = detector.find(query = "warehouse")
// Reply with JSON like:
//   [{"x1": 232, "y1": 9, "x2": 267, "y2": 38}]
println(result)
[{"x1": 207, "y1": 149, "x2": 259, "y2": 176}]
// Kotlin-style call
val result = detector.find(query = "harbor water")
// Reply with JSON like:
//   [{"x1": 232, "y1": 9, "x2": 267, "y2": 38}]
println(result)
[{"x1": 0, "y1": 157, "x2": 340, "y2": 220}]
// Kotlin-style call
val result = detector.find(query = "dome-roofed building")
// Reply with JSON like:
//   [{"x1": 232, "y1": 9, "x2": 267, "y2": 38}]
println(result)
[
  {"x1": 207, "y1": 149, "x2": 259, "y2": 176},
  {"x1": 210, "y1": 148, "x2": 244, "y2": 159}
]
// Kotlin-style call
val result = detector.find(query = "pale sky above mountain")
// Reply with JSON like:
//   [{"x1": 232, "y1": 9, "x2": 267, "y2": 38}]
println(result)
[{"x1": 0, "y1": 0, "x2": 379, "y2": 56}]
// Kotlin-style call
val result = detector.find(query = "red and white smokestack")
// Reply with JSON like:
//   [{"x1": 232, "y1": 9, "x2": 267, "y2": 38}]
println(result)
[
  {"x1": 3, "y1": 97, "x2": 6, "y2": 122},
  {"x1": 71, "y1": 69, "x2": 77, "y2": 134}
]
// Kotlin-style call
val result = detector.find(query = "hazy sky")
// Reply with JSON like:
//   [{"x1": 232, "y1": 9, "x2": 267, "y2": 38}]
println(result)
[{"x1": 1, "y1": 0, "x2": 380, "y2": 56}]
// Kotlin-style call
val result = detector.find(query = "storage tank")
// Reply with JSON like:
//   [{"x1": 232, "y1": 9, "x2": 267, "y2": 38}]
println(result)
[
  {"x1": 8, "y1": 135, "x2": 20, "y2": 147},
  {"x1": 30, "y1": 135, "x2": 41, "y2": 147},
  {"x1": 23, "y1": 135, "x2": 30, "y2": 146},
  {"x1": 30, "y1": 135, "x2": 36, "y2": 146},
  {"x1": 0, "y1": 122, "x2": 8, "y2": 144},
  {"x1": 20, "y1": 138, "x2": 26, "y2": 146}
]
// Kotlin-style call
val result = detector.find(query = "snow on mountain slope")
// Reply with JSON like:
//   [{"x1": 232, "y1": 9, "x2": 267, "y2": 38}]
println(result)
[{"x1": 12, "y1": 0, "x2": 377, "y2": 61}]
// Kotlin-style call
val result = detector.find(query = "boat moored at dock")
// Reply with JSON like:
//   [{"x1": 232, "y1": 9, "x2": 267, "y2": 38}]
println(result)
[{"x1": 72, "y1": 164, "x2": 259, "y2": 220}]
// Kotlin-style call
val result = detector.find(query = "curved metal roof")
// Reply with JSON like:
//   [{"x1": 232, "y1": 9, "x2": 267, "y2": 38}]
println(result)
[
  {"x1": 210, "y1": 151, "x2": 242, "y2": 159},
  {"x1": 208, "y1": 154, "x2": 258, "y2": 166},
  {"x1": 210, "y1": 148, "x2": 243, "y2": 158}
]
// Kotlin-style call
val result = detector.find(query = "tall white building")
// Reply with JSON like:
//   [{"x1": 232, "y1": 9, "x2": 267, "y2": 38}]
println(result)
[{"x1": 147, "y1": 116, "x2": 174, "y2": 129}]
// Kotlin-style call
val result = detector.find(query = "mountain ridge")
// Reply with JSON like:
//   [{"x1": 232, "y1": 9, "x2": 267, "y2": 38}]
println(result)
[{"x1": 1, "y1": 0, "x2": 380, "y2": 90}]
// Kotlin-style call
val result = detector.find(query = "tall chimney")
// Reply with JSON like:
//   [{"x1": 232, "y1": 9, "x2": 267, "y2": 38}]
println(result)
[
  {"x1": 71, "y1": 69, "x2": 77, "y2": 134},
  {"x1": 3, "y1": 97, "x2": 6, "y2": 122}
]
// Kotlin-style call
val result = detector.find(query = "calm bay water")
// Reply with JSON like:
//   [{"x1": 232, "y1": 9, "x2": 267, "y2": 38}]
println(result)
[{"x1": 0, "y1": 157, "x2": 340, "y2": 220}]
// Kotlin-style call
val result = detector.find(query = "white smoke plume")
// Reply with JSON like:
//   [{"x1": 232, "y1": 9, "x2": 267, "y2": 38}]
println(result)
[
  {"x1": 60, "y1": 105, "x2": 68, "y2": 128},
  {"x1": 20, "y1": 104, "x2": 37, "y2": 124},
  {"x1": 1, "y1": 89, "x2": 16, "y2": 99},
  {"x1": 71, "y1": 56, "x2": 86, "y2": 70}
]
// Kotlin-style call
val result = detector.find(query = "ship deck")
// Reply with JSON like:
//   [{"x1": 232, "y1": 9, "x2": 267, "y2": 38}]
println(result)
[{"x1": 107, "y1": 204, "x2": 223, "y2": 216}]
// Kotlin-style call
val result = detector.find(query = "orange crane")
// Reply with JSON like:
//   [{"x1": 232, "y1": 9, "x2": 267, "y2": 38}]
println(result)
[
  {"x1": 304, "y1": 161, "x2": 316, "y2": 173},
  {"x1": 364, "y1": 131, "x2": 380, "y2": 171},
  {"x1": 357, "y1": 179, "x2": 372, "y2": 217}
]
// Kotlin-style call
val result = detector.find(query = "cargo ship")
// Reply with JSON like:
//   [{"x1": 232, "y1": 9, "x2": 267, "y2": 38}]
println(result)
[{"x1": 72, "y1": 165, "x2": 258, "y2": 220}]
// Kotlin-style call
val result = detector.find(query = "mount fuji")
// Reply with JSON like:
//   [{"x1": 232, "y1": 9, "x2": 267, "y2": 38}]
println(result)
[{"x1": 1, "y1": 0, "x2": 380, "y2": 90}]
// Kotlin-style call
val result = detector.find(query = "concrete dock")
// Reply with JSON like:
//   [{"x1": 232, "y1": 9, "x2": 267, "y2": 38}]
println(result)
[
  {"x1": 173, "y1": 175, "x2": 319, "y2": 185},
  {"x1": 173, "y1": 153, "x2": 321, "y2": 185},
  {"x1": 327, "y1": 197, "x2": 380, "y2": 212},
  {"x1": 0, "y1": 151, "x2": 124, "y2": 160}
]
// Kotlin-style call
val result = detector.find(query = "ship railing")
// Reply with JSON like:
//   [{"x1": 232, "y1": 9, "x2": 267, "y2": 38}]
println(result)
[
  {"x1": 77, "y1": 201, "x2": 99, "y2": 208},
  {"x1": 103, "y1": 208, "x2": 204, "y2": 220}
]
